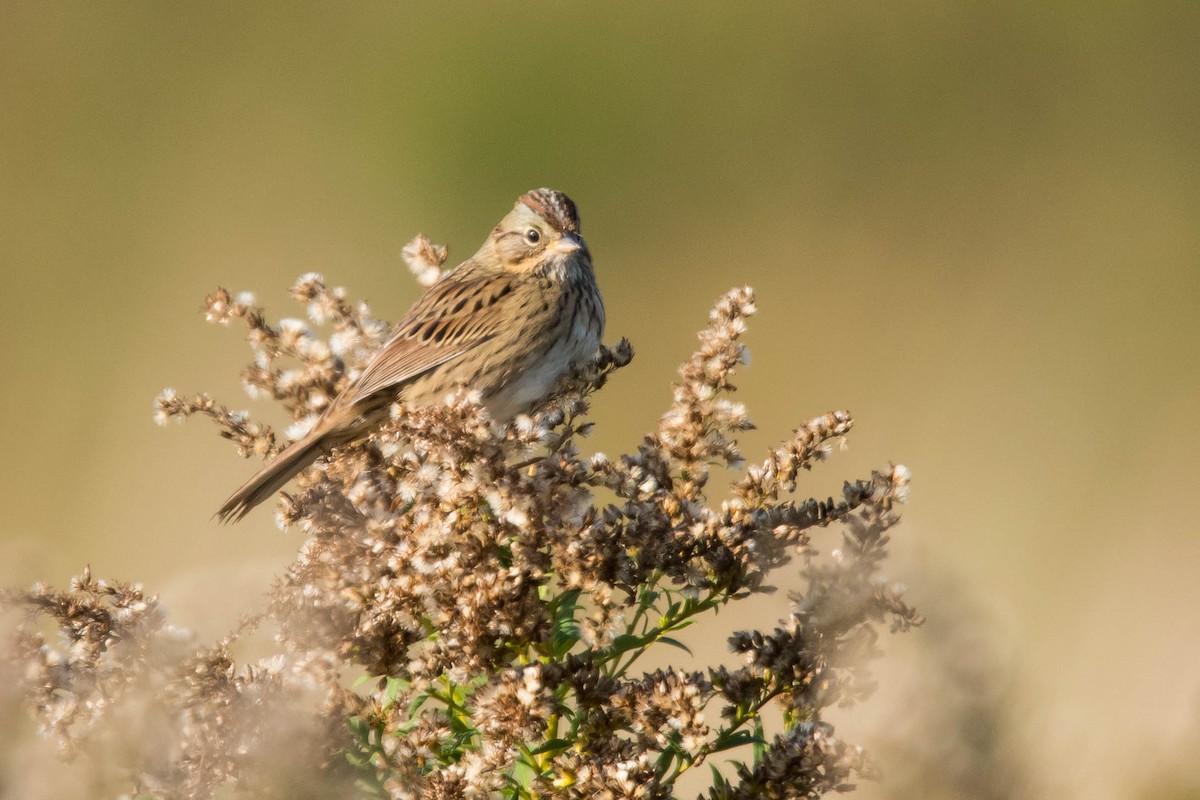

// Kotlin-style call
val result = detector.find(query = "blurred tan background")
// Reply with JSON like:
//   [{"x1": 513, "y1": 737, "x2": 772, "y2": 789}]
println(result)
[{"x1": 2, "y1": 3, "x2": 1198, "y2": 798}]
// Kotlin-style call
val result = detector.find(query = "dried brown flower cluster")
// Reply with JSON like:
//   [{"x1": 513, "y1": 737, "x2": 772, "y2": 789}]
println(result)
[{"x1": 5, "y1": 243, "x2": 920, "y2": 799}]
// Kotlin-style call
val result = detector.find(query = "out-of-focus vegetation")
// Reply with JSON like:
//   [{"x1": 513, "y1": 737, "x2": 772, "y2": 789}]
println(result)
[{"x1": 1, "y1": 4, "x2": 1197, "y2": 798}]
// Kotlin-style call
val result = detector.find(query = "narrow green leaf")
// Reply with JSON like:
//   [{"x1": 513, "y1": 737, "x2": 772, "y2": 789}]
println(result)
[
  {"x1": 607, "y1": 633, "x2": 646, "y2": 655},
  {"x1": 711, "y1": 730, "x2": 766, "y2": 753},
  {"x1": 663, "y1": 618, "x2": 696, "y2": 633},
  {"x1": 752, "y1": 717, "x2": 767, "y2": 765},
  {"x1": 654, "y1": 746, "x2": 675, "y2": 773},
  {"x1": 385, "y1": 677, "x2": 408, "y2": 703},
  {"x1": 657, "y1": 636, "x2": 693, "y2": 656},
  {"x1": 407, "y1": 692, "x2": 431, "y2": 717},
  {"x1": 510, "y1": 748, "x2": 537, "y2": 788},
  {"x1": 529, "y1": 737, "x2": 571, "y2": 755},
  {"x1": 347, "y1": 716, "x2": 368, "y2": 738}
]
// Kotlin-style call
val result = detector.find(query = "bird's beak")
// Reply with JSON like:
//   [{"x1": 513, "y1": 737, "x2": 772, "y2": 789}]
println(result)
[{"x1": 550, "y1": 232, "x2": 584, "y2": 254}]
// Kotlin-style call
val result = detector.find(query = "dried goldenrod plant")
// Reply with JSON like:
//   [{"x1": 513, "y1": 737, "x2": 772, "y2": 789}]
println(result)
[{"x1": 5, "y1": 243, "x2": 920, "y2": 799}]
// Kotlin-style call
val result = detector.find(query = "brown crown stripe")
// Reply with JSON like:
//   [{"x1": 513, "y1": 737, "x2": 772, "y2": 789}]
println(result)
[{"x1": 519, "y1": 188, "x2": 580, "y2": 234}]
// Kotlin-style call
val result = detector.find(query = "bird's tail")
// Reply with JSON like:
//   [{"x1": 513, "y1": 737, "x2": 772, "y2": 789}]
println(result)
[{"x1": 215, "y1": 429, "x2": 329, "y2": 524}]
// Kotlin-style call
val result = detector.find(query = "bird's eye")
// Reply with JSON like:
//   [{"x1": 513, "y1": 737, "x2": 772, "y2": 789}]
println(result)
[{"x1": 524, "y1": 228, "x2": 541, "y2": 244}]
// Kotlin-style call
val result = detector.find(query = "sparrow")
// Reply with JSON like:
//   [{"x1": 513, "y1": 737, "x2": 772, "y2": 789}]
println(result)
[{"x1": 217, "y1": 188, "x2": 603, "y2": 522}]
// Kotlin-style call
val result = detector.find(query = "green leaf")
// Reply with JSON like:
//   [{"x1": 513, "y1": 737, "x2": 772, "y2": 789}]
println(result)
[
  {"x1": 347, "y1": 716, "x2": 369, "y2": 740},
  {"x1": 710, "y1": 729, "x2": 766, "y2": 753},
  {"x1": 752, "y1": 716, "x2": 767, "y2": 765},
  {"x1": 663, "y1": 618, "x2": 697, "y2": 633},
  {"x1": 607, "y1": 633, "x2": 647, "y2": 655},
  {"x1": 654, "y1": 746, "x2": 675, "y2": 773},
  {"x1": 657, "y1": 636, "x2": 693, "y2": 656},
  {"x1": 529, "y1": 737, "x2": 572, "y2": 755},
  {"x1": 407, "y1": 692, "x2": 431, "y2": 717},
  {"x1": 385, "y1": 677, "x2": 409, "y2": 703},
  {"x1": 509, "y1": 747, "x2": 537, "y2": 788},
  {"x1": 552, "y1": 588, "x2": 582, "y2": 616},
  {"x1": 710, "y1": 764, "x2": 730, "y2": 791},
  {"x1": 550, "y1": 588, "x2": 583, "y2": 655}
]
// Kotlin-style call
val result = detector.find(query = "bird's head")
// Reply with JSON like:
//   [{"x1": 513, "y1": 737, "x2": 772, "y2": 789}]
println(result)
[{"x1": 486, "y1": 188, "x2": 589, "y2": 272}]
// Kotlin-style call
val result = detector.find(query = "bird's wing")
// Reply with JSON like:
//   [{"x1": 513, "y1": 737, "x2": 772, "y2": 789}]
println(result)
[{"x1": 337, "y1": 268, "x2": 518, "y2": 407}]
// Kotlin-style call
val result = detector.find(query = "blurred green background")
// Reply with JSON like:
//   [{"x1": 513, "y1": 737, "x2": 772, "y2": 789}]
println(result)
[{"x1": 2, "y1": 2, "x2": 1198, "y2": 797}]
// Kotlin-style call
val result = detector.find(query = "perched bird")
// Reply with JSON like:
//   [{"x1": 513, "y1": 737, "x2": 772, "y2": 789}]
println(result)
[{"x1": 216, "y1": 188, "x2": 604, "y2": 522}]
